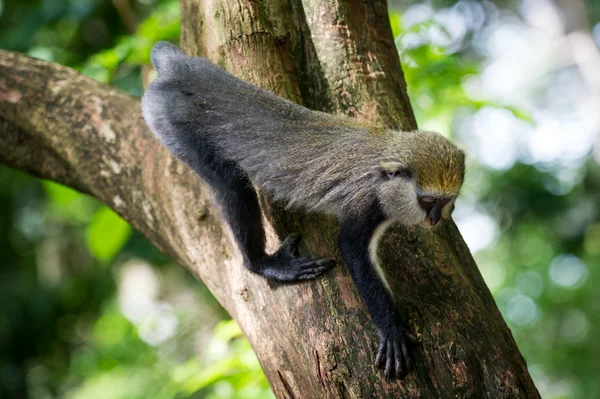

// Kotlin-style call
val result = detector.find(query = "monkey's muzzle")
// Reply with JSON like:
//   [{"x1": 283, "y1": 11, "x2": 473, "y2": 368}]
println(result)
[{"x1": 422, "y1": 203, "x2": 442, "y2": 227}]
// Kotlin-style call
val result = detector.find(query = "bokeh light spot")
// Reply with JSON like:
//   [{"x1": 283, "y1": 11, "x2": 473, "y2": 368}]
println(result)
[
  {"x1": 559, "y1": 309, "x2": 590, "y2": 344},
  {"x1": 549, "y1": 254, "x2": 588, "y2": 289},
  {"x1": 507, "y1": 294, "x2": 538, "y2": 326}
]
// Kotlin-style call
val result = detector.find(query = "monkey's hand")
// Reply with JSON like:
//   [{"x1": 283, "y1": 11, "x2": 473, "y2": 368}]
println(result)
[
  {"x1": 375, "y1": 323, "x2": 418, "y2": 379},
  {"x1": 256, "y1": 234, "x2": 335, "y2": 282}
]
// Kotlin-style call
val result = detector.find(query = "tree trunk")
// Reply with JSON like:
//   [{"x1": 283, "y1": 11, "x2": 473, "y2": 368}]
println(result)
[{"x1": 0, "y1": 0, "x2": 540, "y2": 397}]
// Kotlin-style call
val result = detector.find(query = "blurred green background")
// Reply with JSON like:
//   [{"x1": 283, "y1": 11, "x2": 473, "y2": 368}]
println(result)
[{"x1": 1, "y1": 0, "x2": 599, "y2": 398}]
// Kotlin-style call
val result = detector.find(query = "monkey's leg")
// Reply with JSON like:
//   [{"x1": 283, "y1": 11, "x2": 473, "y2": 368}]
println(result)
[
  {"x1": 187, "y1": 144, "x2": 334, "y2": 282},
  {"x1": 338, "y1": 204, "x2": 417, "y2": 379},
  {"x1": 217, "y1": 172, "x2": 334, "y2": 282}
]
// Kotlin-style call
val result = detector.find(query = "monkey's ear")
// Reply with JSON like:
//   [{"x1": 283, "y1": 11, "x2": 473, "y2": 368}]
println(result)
[
  {"x1": 379, "y1": 159, "x2": 413, "y2": 180},
  {"x1": 151, "y1": 41, "x2": 184, "y2": 74}
]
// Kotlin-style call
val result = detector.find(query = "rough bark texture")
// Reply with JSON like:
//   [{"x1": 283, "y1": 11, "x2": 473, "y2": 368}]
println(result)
[{"x1": 0, "y1": 0, "x2": 540, "y2": 397}]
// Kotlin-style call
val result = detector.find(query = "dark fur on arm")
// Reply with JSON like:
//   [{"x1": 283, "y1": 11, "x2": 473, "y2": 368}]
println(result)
[{"x1": 338, "y1": 202, "x2": 417, "y2": 378}]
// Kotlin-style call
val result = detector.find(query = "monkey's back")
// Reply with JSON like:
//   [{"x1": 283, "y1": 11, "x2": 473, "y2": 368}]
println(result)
[{"x1": 142, "y1": 45, "x2": 385, "y2": 218}]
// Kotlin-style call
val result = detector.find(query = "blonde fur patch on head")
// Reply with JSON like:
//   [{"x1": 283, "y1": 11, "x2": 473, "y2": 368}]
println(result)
[
  {"x1": 391, "y1": 130, "x2": 465, "y2": 196},
  {"x1": 374, "y1": 130, "x2": 465, "y2": 225}
]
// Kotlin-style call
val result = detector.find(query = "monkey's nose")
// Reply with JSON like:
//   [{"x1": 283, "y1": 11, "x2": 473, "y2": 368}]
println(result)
[{"x1": 426, "y1": 204, "x2": 442, "y2": 226}]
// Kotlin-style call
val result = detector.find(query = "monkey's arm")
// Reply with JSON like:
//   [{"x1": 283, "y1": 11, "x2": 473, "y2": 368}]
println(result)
[{"x1": 338, "y1": 204, "x2": 416, "y2": 378}]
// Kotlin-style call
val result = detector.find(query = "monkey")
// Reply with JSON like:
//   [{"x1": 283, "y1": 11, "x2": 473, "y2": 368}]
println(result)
[{"x1": 141, "y1": 42, "x2": 466, "y2": 379}]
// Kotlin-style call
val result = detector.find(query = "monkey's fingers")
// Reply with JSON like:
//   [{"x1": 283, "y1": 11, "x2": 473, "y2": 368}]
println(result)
[
  {"x1": 394, "y1": 340, "x2": 405, "y2": 378},
  {"x1": 297, "y1": 259, "x2": 334, "y2": 270},
  {"x1": 385, "y1": 340, "x2": 395, "y2": 378},
  {"x1": 402, "y1": 340, "x2": 412, "y2": 373},
  {"x1": 292, "y1": 258, "x2": 335, "y2": 280},
  {"x1": 296, "y1": 271, "x2": 326, "y2": 280},
  {"x1": 378, "y1": 336, "x2": 406, "y2": 379},
  {"x1": 376, "y1": 339, "x2": 386, "y2": 369},
  {"x1": 376, "y1": 327, "x2": 417, "y2": 378}
]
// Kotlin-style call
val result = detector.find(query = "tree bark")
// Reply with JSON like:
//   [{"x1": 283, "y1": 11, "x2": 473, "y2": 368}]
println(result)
[{"x1": 0, "y1": 0, "x2": 540, "y2": 397}]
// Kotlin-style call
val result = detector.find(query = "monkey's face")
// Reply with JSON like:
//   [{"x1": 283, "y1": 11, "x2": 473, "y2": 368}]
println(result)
[
  {"x1": 376, "y1": 158, "x2": 460, "y2": 228},
  {"x1": 376, "y1": 130, "x2": 465, "y2": 227}
]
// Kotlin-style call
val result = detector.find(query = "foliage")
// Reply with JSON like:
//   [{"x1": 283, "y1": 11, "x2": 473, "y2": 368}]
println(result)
[
  {"x1": 81, "y1": 0, "x2": 180, "y2": 92},
  {"x1": 1, "y1": 0, "x2": 599, "y2": 398}
]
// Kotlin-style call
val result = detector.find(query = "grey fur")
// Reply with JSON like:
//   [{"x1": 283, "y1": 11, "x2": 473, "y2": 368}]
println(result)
[{"x1": 142, "y1": 42, "x2": 465, "y2": 226}]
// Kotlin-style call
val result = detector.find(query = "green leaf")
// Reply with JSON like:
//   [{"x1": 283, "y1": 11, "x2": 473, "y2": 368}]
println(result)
[
  {"x1": 44, "y1": 180, "x2": 82, "y2": 207},
  {"x1": 85, "y1": 206, "x2": 131, "y2": 263},
  {"x1": 213, "y1": 319, "x2": 243, "y2": 341},
  {"x1": 43, "y1": 180, "x2": 98, "y2": 223}
]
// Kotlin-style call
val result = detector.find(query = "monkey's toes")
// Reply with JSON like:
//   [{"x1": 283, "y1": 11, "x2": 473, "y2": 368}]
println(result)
[
  {"x1": 290, "y1": 257, "x2": 336, "y2": 280},
  {"x1": 255, "y1": 252, "x2": 334, "y2": 282},
  {"x1": 256, "y1": 235, "x2": 335, "y2": 282}
]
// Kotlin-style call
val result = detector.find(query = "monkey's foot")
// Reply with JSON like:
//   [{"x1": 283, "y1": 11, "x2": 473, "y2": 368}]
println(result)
[
  {"x1": 255, "y1": 234, "x2": 335, "y2": 282},
  {"x1": 375, "y1": 324, "x2": 419, "y2": 379}
]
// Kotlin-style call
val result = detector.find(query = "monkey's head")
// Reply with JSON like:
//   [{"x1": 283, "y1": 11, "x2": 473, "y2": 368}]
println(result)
[{"x1": 375, "y1": 130, "x2": 465, "y2": 227}]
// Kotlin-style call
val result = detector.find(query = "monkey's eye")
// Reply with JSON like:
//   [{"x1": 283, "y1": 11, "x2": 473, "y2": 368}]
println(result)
[
  {"x1": 383, "y1": 168, "x2": 413, "y2": 180},
  {"x1": 419, "y1": 196, "x2": 452, "y2": 210},
  {"x1": 419, "y1": 196, "x2": 436, "y2": 209}
]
